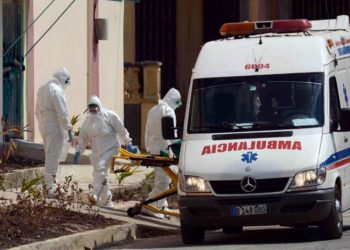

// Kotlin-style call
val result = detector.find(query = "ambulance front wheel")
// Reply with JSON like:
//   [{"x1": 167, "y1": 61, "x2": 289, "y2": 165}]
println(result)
[
  {"x1": 127, "y1": 206, "x2": 141, "y2": 217},
  {"x1": 180, "y1": 219, "x2": 205, "y2": 245},
  {"x1": 319, "y1": 185, "x2": 343, "y2": 239}
]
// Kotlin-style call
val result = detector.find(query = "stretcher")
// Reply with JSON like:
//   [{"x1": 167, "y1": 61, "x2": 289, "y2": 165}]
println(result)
[{"x1": 110, "y1": 148, "x2": 180, "y2": 218}]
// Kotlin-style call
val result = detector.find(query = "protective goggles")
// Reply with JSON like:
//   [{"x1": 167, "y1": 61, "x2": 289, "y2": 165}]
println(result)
[{"x1": 88, "y1": 104, "x2": 100, "y2": 113}]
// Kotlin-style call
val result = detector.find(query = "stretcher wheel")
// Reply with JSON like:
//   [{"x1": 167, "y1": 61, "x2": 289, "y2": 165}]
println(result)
[{"x1": 127, "y1": 206, "x2": 141, "y2": 217}]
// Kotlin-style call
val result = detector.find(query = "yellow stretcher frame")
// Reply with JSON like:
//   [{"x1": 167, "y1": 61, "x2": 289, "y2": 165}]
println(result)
[{"x1": 110, "y1": 148, "x2": 180, "y2": 218}]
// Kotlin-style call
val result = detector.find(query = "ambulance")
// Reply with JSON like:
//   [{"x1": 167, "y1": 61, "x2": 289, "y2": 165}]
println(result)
[{"x1": 162, "y1": 15, "x2": 350, "y2": 244}]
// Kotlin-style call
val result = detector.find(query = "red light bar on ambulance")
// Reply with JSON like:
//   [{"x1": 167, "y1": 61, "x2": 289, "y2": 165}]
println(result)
[{"x1": 219, "y1": 19, "x2": 312, "y2": 37}]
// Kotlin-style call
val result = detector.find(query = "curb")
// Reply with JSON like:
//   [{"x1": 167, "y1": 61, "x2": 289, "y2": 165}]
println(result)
[
  {"x1": 110, "y1": 182, "x2": 141, "y2": 195},
  {"x1": 1, "y1": 167, "x2": 45, "y2": 189},
  {"x1": 0, "y1": 165, "x2": 149, "y2": 196},
  {"x1": 14, "y1": 140, "x2": 45, "y2": 161},
  {"x1": 9, "y1": 223, "x2": 137, "y2": 250},
  {"x1": 13, "y1": 139, "x2": 91, "y2": 164}
]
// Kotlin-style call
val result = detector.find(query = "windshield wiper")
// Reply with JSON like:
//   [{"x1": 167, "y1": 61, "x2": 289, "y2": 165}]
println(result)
[
  {"x1": 190, "y1": 127, "x2": 224, "y2": 133},
  {"x1": 221, "y1": 122, "x2": 249, "y2": 130},
  {"x1": 252, "y1": 121, "x2": 294, "y2": 129},
  {"x1": 190, "y1": 122, "x2": 249, "y2": 133}
]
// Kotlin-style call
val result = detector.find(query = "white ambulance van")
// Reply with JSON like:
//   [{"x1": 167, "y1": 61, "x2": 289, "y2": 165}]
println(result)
[{"x1": 162, "y1": 15, "x2": 350, "y2": 244}]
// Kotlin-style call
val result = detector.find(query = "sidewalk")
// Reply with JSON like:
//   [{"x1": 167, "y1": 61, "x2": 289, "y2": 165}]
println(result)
[
  {"x1": 5, "y1": 148, "x2": 350, "y2": 249},
  {"x1": 57, "y1": 164, "x2": 153, "y2": 196}
]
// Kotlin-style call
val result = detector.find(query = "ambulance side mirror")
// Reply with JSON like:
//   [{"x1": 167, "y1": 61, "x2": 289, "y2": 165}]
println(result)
[
  {"x1": 330, "y1": 120, "x2": 340, "y2": 132},
  {"x1": 332, "y1": 110, "x2": 350, "y2": 132},
  {"x1": 162, "y1": 116, "x2": 182, "y2": 140},
  {"x1": 340, "y1": 110, "x2": 350, "y2": 131}
]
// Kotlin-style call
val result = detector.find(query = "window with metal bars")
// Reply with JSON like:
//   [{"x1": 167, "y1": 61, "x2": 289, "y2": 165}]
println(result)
[
  {"x1": 292, "y1": 0, "x2": 350, "y2": 20},
  {"x1": 135, "y1": 0, "x2": 176, "y2": 97}
]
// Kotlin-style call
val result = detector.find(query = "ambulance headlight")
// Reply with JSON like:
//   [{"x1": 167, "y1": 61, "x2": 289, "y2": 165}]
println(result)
[
  {"x1": 180, "y1": 175, "x2": 210, "y2": 193},
  {"x1": 290, "y1": 168, "x2": 326, "y2": 189}
]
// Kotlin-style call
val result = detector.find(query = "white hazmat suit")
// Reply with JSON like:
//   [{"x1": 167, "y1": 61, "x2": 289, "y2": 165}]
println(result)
[
  {"x1": 35, "y1": 67, "x2": 72, "y2": 194},
  {"x1": 145, "y1": 88, "x2": 181, "y2": 217},
  {"x1": 75, "y1": 96, "x2": 133, "y2": 208}
]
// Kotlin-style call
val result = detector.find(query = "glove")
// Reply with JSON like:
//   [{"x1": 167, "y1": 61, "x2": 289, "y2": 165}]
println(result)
[
  {"x1": 160, "y1": 149, "x2": 169, "y2": 157},
  {"x1": 73, "y1": 151, "x2": 80, "y2": 164},
  {"x1": 126, "y1": 144, "x2": 138, "y2": 154},
  {"x1": 68, "y1": 130, "x2": 73, "y2": 142}
]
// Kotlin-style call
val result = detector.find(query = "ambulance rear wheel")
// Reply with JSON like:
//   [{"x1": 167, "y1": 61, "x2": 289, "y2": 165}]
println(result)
[
  {"x1": 223, "y1": 226, "x2": 243, "y2": 234},
  {"x1": 180, "y1": 219, "x2": 205, "y2": 245},
  {"x1": 319, "y1": 186, "x2": 343, "y2": 239}
]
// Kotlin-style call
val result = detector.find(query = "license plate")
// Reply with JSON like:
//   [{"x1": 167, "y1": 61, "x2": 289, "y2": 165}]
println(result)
[{"x1": 231, "y1": 204, "x2": 267, "y2": 216}]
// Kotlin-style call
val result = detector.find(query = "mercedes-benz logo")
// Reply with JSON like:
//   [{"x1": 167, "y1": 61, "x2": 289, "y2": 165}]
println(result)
[{"x1": 240, "y1": 176, "x2": 257, "y2": 193}]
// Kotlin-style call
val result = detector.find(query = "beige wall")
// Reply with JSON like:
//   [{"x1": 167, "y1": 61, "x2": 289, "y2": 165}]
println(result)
[
  {"x1": 32, "y1": 0, "x2": 88, "y2": 142},
  {"x1": 32, "y1": 0, "x2": 124, "y2": 142},
  {"x1": 22, "y1": 0, "x2": 28, "y2": 138},
  {"x1": 98, "y1": 0, "x2": 124, "y2": 119}
]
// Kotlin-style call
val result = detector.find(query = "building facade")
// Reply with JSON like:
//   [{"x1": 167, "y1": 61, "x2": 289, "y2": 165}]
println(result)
[
  {"x1": 2, "y1": 0, "x2": 125, "y2": 143},
  {"x1": 125, "y1": 0, "x2": 350, "y2": 110},
  {"x1": 2, "y1": 0, "x2": 350, "y2": 147}
]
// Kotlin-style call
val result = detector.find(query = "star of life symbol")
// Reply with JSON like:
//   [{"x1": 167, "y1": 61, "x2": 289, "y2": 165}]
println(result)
[
  {"x1": 343, "y1": 84, "x2": 349, "y2": 106},
  {"x1": 241, "y1": 151, "x2": 258, "y2": 163}
]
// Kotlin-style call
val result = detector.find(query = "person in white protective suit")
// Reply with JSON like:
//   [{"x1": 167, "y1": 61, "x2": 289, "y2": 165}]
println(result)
[
  {"x1": 73, "y1": 96, "x2": 138, "y2": 208},
  {"x1": 144, "y1": 88, "x2": 182, "y2": 219},
  {"x1": 35, "y1": 67, "x2": 73, "y2": 197}
]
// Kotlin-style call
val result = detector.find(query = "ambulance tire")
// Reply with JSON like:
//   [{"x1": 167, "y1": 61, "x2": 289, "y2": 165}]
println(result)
[
  {"x1": 222, "y1": 226, "x2": 243, "y2": 234},
  {"x1": 180, "y1": 219, "x2": 205, "y2": 245},
  {"x1": 319, "y1": 186, "x2": 343, "y2": 239}
]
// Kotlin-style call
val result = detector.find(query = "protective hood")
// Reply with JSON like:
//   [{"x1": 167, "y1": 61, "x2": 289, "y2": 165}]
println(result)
[
  {"x1": 163, "y1": 88, "x2": 181, "y2": 110},
  {"x1": 52, "y1": 67, "x2": 71, "y2": 88},
  {"x1": 88, "y1": 95, "x2": 103, "y2": 108},
  {"x1": 88, "y1": 95, "x2": 104, "y2": 115}
]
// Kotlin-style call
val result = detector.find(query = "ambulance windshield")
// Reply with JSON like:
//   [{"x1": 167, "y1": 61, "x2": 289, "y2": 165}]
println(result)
[{"x1": 189, "y1": 73, "x2": 324, "y2": 133}]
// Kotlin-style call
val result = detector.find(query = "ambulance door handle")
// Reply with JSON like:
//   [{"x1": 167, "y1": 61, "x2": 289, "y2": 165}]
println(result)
[{"x1": 345, "y1": 137, "x2": 349, "y2": 143}]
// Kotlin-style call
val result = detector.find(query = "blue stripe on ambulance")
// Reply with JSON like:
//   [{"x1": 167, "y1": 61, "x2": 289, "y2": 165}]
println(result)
[
  {"x1": 338, "y1": 45, "x2": 350, "y2": 56},
  {"x1": 320, "y1": 147, "x2": 350, "y2": 168}
]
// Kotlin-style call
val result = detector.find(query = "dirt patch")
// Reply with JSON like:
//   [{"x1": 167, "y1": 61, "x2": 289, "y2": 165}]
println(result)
[
  {"x1": 0, "y1": 203, "x2": 122, "y2": 249},
  {"x1": 0, "y1": 175, "x2": 122, "y2": 249},
  {"x1": 0, "y1": 156, "x2": 44, "y2": 174}
]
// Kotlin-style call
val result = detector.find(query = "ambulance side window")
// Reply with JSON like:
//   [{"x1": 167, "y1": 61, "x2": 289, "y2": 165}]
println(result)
[{"x1": 329, "y1": 77, "x2": 341, "y2": 129}]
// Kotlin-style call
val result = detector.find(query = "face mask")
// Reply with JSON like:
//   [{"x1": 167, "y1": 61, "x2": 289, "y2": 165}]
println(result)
[
  {"x1": 89, "y1": 108, "x2": 102, "y2": 118},
  {"x1": 175, "y1": 99, "x2": 182, "y2": 108},
  {"x1": 62, "y1": 78, "x2": 71, "y2": 89}
]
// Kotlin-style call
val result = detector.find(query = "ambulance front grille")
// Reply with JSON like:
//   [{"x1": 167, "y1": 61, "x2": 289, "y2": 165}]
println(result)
[{"x1": 210, "y1": 177, "x2": 289, "y2": 194}]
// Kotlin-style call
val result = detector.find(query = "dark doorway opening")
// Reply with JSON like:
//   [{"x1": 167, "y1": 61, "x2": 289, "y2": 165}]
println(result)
[
  {"x1": 292, "y1": 0, "x2": 350, "y2": 20},
  {"x1": 203, "y1": 0, "x2": 240, "y2": 43},
  {"x1": 3, "y1": 2, "x2": 24, "y2": 131}
]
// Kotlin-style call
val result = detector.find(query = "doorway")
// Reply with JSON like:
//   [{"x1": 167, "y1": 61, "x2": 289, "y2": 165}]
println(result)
[{"x1": 3, "y1": 1, "x2": 24, "y2": 131}]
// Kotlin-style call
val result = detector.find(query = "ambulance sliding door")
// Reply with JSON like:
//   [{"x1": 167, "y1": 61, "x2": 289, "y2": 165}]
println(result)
[{"x1": 331, "y1": 75, "x2": 350, "y2": 209}]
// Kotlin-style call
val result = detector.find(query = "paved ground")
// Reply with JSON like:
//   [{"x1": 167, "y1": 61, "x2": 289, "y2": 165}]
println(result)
[
  {"x1": 4, "y1": 146, "x2": 350, "y2": 249},
  {"x1": 0, "y1": 157, "x2": 153, "y2": 205}
]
